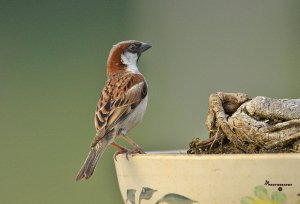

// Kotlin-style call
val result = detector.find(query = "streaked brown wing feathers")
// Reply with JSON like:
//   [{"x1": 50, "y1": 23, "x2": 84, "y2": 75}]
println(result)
[{"x1": 91, "y1": 73, "x2": 145, "y2": 147}]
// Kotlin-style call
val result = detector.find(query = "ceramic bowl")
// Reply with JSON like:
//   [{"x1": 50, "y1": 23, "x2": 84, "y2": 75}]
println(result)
[{"x1": 114, "y1": 151, "x2": 300, "y2": 204}]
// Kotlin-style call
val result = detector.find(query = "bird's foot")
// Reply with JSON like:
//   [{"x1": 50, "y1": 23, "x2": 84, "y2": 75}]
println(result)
[
  {"x1": 114, "y1": 149, "x2": 130, "y2": 161},
  {"x1": 114, "y1": 148, "x2": 145, "y2": 161},
  {"x1": 131, "y1": 147, "x2": 145, "y2": 155},
  {"x1": 126, "y1": 147, "x2": 146, "y2": 160}
]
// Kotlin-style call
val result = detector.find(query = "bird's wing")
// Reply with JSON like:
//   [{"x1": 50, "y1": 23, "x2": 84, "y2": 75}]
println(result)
[{"x1": 91, "y1": 73, "x2": 147, "y2": 147}]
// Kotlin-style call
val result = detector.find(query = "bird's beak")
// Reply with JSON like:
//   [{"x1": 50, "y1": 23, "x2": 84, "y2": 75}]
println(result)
[{"x1": 138, "y1": 42, "x2": 152, "y2": 53}]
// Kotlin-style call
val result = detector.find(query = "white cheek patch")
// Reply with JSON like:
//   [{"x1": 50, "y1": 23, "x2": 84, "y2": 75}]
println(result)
[{"x1": 121, "y1": 52, "x2": 139, "y2": 73}]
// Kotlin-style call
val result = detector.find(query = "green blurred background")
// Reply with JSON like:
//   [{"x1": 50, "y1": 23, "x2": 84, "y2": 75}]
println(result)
[{"x1": 0, "y1": 0, "x2": 299, "y2": 203}]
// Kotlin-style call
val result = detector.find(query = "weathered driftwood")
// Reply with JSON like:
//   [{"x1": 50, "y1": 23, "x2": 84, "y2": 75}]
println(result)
[{"x1": 188, "y1": 92, "x2": 300, "y2": 154}]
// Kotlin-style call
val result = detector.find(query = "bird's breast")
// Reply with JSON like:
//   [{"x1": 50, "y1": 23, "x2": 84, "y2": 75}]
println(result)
[{"x1": 119, "y1": 95, "x2": 148, "y2": 134}]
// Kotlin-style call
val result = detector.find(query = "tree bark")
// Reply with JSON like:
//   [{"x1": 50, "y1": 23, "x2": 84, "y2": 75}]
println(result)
[{"x1": 188, "y1": 93, "x2": 300, "y2": 154}]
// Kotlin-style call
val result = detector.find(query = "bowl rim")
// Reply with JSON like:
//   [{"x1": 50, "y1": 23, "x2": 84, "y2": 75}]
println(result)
[{"x1": 114, "y1": 149, "x2": 300, "y2": 160}]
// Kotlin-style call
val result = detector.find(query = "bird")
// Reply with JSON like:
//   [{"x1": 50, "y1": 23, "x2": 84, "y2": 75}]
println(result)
[{"x1": 76, "y1": 40, "x2": 151, "y2": 181}]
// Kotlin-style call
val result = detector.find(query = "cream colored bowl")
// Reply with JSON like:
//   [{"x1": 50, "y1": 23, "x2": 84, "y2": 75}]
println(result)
[{"x1": 114, "y1": 151, "x2": 300, "y2": 204}]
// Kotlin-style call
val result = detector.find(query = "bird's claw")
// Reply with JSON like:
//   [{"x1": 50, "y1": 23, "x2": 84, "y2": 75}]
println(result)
[
  {"x1": 114, "y1": 148, "x2": 145, "y2": 161},
  {"x1": 131, "y1": 147, "x2": 145, "y2": 155},
  {"x1": 114, "y1": 149, "x2": 129, "y2": 161}
]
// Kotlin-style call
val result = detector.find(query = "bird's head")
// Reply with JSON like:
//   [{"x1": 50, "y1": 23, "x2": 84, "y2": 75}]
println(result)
[{"x1": 106, "y1": 40, "x2": 151, "y2": 77}]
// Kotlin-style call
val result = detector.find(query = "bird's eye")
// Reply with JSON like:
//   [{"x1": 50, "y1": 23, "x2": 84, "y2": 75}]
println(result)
[{"x1": 128, "y1": 44, "x2": 137, "y2": 52}]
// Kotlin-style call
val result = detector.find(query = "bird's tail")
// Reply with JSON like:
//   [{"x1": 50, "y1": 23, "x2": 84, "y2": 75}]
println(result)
[{"x1": 76, "y1": 136, "x2": 111, "y2": 181}]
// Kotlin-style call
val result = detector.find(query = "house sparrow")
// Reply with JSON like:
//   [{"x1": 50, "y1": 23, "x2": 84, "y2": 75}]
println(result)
[{"x1": 76, "y1": 40, "x2": 151, "y2": 181}]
